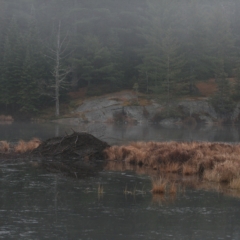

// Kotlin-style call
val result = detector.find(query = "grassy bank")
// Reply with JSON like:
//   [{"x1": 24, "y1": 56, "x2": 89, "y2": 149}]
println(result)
[
  {"x1": 0, "y1": 138, "x2": 41, "y2": 154},
  {"x1": 104, "y1": 141, "x2": 240, "y2": 190}
]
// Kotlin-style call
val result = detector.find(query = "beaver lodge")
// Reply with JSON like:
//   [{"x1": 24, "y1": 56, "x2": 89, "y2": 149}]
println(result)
[
  {"x1": 1, "y1": 132, "x2": 240, "y2": 191},
  {"x1": 0, "y1": 132, "x2": 109, "y2": 178}
]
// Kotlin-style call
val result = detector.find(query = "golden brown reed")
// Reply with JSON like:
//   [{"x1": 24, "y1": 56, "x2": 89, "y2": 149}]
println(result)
[
  {"x1": 162, "y1": 163, "x2": 180, "y2": 173},
  {"x1": 203, "y1": 160, "x2": 240, "y2": 183},
  {"x1": 152, "y1": 193, "x2": 166, "y2": 204},
  {"x1": 104, "y1": 141, "x2": 240, "y2": 189},
  {"x1": 151, "y1": 178, "x2": 167, "y2": 194},
  {"x1": 230, "y1": 177, "x2": 240, "y2": 190},
  {"x1": 182, "y1": 164, "x2": 198, "y2": 175},
  {"x1": 0, "y1": 141, "x2": 10, "y2": 153},
  {"x1": 0, "y1": 115, "x2": 14, "y2": 122},
  {"x1": 14, "y1": 138, "x2": 41, "y2": 154},
  {"x1": 169, "y1": 183, "x2": 177, "y2": 195}
]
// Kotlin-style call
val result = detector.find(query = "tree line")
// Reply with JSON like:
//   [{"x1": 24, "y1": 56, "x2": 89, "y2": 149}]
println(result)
[{"x1": 0, "y1": 0, "x2": 240, "y2": 117}]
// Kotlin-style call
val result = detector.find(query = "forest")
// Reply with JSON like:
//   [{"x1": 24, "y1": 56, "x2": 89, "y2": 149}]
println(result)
[{"x1": 0, "y1": 0, "x2": 240, "y2": 117}]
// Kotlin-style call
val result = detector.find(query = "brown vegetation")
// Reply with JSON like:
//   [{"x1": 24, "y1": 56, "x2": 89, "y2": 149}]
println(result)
[
  {"x1": 68, "y1": 87, "x2": 87, "y2": 99},
  {"x1": 169, "y1": 183, "x2": 177, "y2": 195},
  {"x1": 151, "y1": 178, "x2": 167, "y2": 194},
  {"x1": 230, "y1": 177, "x2": 240, "y2": 190},
  {"x1": 104, "y1": 141, "x2": 240, "y2": 189},
  {"x1": 0, "y1": 115, "x2": 14, "y2": 123},
  {"x1": 14, "y1": 138, "x2": 41, "y2": 154},
  {"x1": 182, "y1": 164, "x2": 198, "y2": 175},
  {"x1": 0, "y1": 141, "x2": 10, "y2": 153},
  {"x1": 196, "y1": 79, "x2": 217, "y2": 97}
]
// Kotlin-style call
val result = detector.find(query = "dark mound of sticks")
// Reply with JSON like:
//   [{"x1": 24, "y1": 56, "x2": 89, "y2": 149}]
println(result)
[
  {"x1": 33, "y1": 132, "x2": 109, "y2": 159},
  {"x1": 33, "y1": 132, "x2": 109, "y2": 178}
]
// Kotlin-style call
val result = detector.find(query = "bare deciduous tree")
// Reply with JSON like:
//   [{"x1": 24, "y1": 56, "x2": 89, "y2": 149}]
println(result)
[{"x1": 44, "y1": 20, "x2": 71, "y2": 117}]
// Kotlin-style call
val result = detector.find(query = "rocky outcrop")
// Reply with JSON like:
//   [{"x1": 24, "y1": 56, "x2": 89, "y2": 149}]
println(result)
[
  {"x1": 71, "y1": 91, "x2": 160, "y2": 124},
  {"x1": 232, "y1": 102, "x2": 240, "y2": 122},
  {"x1": 178, "y1": 100, "x2": 218, "y2": 119},
  {"x1": 54, "y1": 91, "x2": 240, "y2": 125}
]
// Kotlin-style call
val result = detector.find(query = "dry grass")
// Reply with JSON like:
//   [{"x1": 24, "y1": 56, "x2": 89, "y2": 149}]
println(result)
[
  {"x1": 14, "y1": 138, "x2": 41, "y2": 154},
  {"x1": 182, "y1": 164, "x2": 198, "y2": 175},
  {"x1": 169, "y1": 183, "x2": 177, "y2": 195},
  {"x1": 0, "y1": 141, "x2": 10, "y2": 153},
  {"x1": 151, "y1": 178, "x2": 167, "y2": 194},
  {"x1": 203, "y1": 161, "x2": 240, "y2": 183},
  {"x1": 0, "y1": 115, "x2": 14, "y2": 122},
  {"x1": 196, "y1": 79, "x2": 217, "y2": 97},
  {"x1": 203, "y1": 170, "x2": 220, "y2": 182},
  {"x1": 98, "y1": 184, "x2": 104, "y2": 194},
  {"x1": 163, "y1": 163, "x2": 181, "y2": 173},
  {"x1": 104, "y1": 141, "x2": 240, "y2": 189},
  {"x1": 230, "y1": 177, "x2": 240, "y2": 190},
  {"x1": 152, "y1": 193, "x2": 166, "y2": 204},
  {"x1": 68, "y1": 87, "x2": 87, "y2": 99},
  {"x1": 122, "y1": 97, "x2": 151, "y2": 107}
]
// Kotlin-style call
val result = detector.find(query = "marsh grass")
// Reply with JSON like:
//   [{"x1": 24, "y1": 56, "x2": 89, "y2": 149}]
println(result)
[
  {"x1": 104, "y1": 141, "x2": 240, "y2": 189},
  {"x1": 182, "y1": 164, "x2": 198, "y2": 175},
  {"x1": 14, "y1": 138, "x2": 41, "y2": 154},
  {"x1": 0, "y1": 115, "x2": 14, "y2": 122},
  {"x1": 163, "y1": 163, "x2": 180, "y2": 173},
  {"x1": 0, "y1": 141, "x2": 10, "y2": 153},
  {"x1": 152, "y1": 193, "x2": 166, "y2": 204},
  {"x1": 124, "y1": 185, "x2": 134, "y2": 195},
  {"x1": 98, "y1": 184, "x2": 104, "y2": 195},
  {"x1": 169, "y1": 183, "x2": 177, "y2": 195},
  {"x1": 151, "y1": 178, "x2": 167, "y2": 194},
  {"x1": 123, "y1": 184, "x2": 146, "y2": 196},
  {"x1": 151, "y1": 182, "x2": 179, "y2": 205},
  {"x1": 230, "y1": 177, "x2": 240, "y2": 190}
]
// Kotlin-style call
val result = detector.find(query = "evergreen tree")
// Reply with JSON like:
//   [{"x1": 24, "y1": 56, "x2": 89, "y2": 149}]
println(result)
[
  {"x1": 211, "y1": 61, "x2": 234, "y2": 117},
  {"x1": 0, "y1": 17, "x2": 24, "y2": 109},
  {"x1": 158, "y1": 29, "x2": 185, "y2": 103}
]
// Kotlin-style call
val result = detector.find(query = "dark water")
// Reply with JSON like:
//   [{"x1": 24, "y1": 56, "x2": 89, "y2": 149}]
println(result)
[
  {"x1": 1, "y1": 164, "x2": 240, "y2": 240},
  {"x1": 1, "y1": 122, "x2": 240, "y2": 239},
  {"x1": 1, "y1": 122, "x2": 240, "y2": 143}
]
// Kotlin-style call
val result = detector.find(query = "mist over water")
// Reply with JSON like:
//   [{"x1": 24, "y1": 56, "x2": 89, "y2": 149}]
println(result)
[
  {"x1": 1, "y1": 122, "x2": 240, "y2": 144},
  {"x1": 1, "y1": 0, "x2": 240, "y2": 237}
]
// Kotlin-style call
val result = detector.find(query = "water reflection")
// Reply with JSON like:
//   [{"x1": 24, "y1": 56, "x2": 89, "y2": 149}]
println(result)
[
  {"x1": 1, "y1": 122, "x2": 240, "y2": 144},
  {"x1": 1, "y1": 123, "x2": 240, "y2": 239},
  {"x1": 1, "y1": 164, "x2": 240, "y2": 239}
]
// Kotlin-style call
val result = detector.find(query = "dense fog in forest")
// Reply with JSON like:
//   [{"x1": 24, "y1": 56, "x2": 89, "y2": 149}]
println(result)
[{"x1": 0, "y1": 0, "x2": 240, "y2": 116}]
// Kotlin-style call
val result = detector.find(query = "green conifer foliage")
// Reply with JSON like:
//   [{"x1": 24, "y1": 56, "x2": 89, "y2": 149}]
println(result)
[
  {"x1": 0, "y1": 17, "x2": 24, "y2": 109},
  {"x1": 211, "y1": 61, "x2": 234, "y2": 117}
]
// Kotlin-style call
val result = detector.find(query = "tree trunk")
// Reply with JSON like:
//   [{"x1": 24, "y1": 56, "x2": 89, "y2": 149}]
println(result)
[
  {"x1": 167, "y1": 55, "x2": 170, "y2": 116},
  {"x1": 55, "y1": 20, "x2": 61, "y2": 117}
]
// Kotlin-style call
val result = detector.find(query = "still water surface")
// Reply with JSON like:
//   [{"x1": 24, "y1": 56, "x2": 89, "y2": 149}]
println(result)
[{"x1": 0, "y1": 122, "x2": 240, "y2": 239}]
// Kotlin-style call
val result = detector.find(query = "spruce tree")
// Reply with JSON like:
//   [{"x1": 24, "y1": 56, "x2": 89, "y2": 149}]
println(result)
[
  {"x1": 0, "y1": 17, "x2": 24, "y2": 109},
  {"x1": 211, "y1": 61, "x2": 234, "y2": 118}
]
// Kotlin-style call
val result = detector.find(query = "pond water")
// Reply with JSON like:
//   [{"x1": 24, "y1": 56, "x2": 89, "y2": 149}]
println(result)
[
  {"x1": 1, "y1": 121, "x2": 240, "y2": 143},
  {"x1": 1, "y1": 122, "x2": 240, "y2": 239}
]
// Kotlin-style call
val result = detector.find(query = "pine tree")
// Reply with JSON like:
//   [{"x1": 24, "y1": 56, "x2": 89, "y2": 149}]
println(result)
[
  {"x1": 18, "y1": 50, "x2": 39, "y2": 113},
  {"x1": 158, "y1": 29, "x2": 185, "y2": 103},
  {"x1": 0, "y1": 17, "x2": 24, "y2": 109},
  {"x1": 211, "y1": 61, "x2": 234, "y2": 118}
]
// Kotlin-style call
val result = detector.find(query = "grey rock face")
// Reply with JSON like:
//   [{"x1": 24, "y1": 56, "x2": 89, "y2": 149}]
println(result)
[
  {"x1": 232, "y1": 102, "x2": 240, "y2": 121},
  {"x1": 73, "y1": 92, "x2": 161, "y2": 123},
  {"x1": 178, "y1": 100, "x2": 218, "y2": 119},
  {"x1": 55, "y1": 92, "x2": 240, "y2": 125},
  {"x1": 159, "y1": 118, "x2": 181, "y2": 127},
  {"x1": 75, "y1": 98, "x2": 120, "y2": 112}
]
